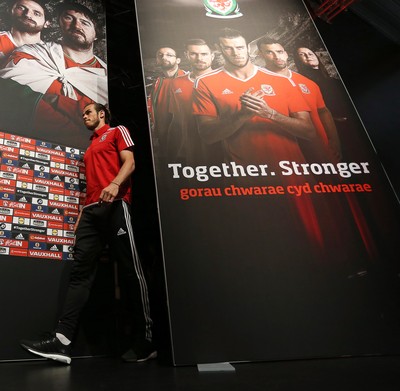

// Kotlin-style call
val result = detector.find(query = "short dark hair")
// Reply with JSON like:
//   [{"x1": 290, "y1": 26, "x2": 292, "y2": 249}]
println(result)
[
  {"x1": 91, "y1": 103, "x2": 111, "y2": 124},
  {"x1": 256, "y1": 36, "x2": 283, "y2": 51},
  {"x1": 184, "y1": 38, "x2": 211, "y2": 51},
  {"x1": 56, "y1": 1, "x2": 98, "y2": 34},
  {"x1": 217, "y1": 28, "x2": 246, "y2": 43},
  {"x1": 8, "y1": 0, "x2": 50, "y2": 21}
]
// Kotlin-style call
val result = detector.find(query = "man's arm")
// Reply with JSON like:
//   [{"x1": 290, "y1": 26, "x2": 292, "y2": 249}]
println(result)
[
  {"x1": 318, "y1": 106, "x2": 342, "y2": 161},
  {"x1": 240, "y1": 90, "x2": 315, "y2": 140},
  {"x1": 99, "y1": 149, "x2": 135, "y2": 203},
  {"x1": 196, "y1": 109, "x2": 253, "y2": 144},
  {"x1": 193, "y1": 82, "x2": 254, "y2": 144}
]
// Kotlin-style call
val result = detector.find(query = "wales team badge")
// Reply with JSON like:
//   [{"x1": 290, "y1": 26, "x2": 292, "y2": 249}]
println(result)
[
  {"x1": 299, "y1": 83, "x2": 311, "y2": 94},
  {"x1": 204, "y1": 0, "x2": 243, "y2": 18},
  {"x1": 261, "y1": 85, "x2": 276, "y2": 96}
]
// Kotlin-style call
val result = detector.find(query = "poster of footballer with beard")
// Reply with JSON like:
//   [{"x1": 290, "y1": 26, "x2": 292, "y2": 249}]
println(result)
[{"x1": 135, "y1": 0, "x2": 400, "y2": 364}]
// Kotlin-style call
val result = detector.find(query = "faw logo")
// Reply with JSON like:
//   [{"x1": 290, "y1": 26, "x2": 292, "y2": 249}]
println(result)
[
  {"x1": 261, "y1": 84, "x2": 276, "y2": 96},
  {"x1": 204, "y1": 0, "x2": 242, "y2": 18}
]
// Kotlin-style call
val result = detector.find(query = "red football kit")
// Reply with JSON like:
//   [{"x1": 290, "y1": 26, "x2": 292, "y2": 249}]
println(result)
[
  {"x1": 288, "y1": 71, "x2": 377, "y2": 259},
  {"x1": 149, "y1": 69, "x2": 186, "y2": 147},
  {"x1": 10, "y1": 50, "x2": 104, "y2": 107},
  {"x1": 0, "y1": 31, "x2": 16, "y2": 59},
  {"x1": 262, "y1": 68, "x2": 377, "y2": 259},
  {"x1": 262, "y1": 68, "x2": 335, "y2": 160},
  {"x1": 288, "y1": 71, "x2": 327, "y2": 144},
  {"x1": 169, "y1": 74, "x2": 195, "y2": 120},
  {"x1": 50, "y1": 55, "x2": 104, "y2": 103},
  {"x1": 1, "y1": 46, "x2": 106, "y2": 149},
  {"x1": 168, "y1": 73, "x2": 223, "y2": 163},
  {"x1": 168, "y1": 73, "x2": 195, "y2": 159},
  {"x1": 262, "y1": 69, "x2": 331, "y2": 147},
  {"x1": 54, "y1": 123, "x2": 154, "y2": 348},
  {"x1": 84, "y1": 124, "x2": 134, "y2": 205},
  {"x1": 193, "y1": 66, "x2": 324, "y2": 250},
  {"x1": 193, "y1": 67, "x2": 310, "y2": 166}
]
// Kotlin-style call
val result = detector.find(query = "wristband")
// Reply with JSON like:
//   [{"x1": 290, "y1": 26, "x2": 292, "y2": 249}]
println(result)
[
  {"x1": 267, "y1": 109, "x2": 276, "y2": 120},
  {"x1": 111, "y1": 181, "x2": 120, "y2": 187}
]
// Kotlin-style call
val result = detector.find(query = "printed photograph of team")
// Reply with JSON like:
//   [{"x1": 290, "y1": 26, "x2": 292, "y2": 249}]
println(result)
[
  {"x1": 0, "y1": 0, "x2": 107, "y2": 149},
  {"x1": 148, "y1": 27, "x2": 349, "y2": 168},
  {"x1": 146, "y1": 20, "x2": 389, "y2": 264}
]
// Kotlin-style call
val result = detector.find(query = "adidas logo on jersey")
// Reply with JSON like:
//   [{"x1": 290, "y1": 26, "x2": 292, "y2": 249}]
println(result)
[
  {"x1": 174, "y1": 88, "x2": 183, "y2": 94},
  {"x1": 117, "y1": 228, "x2": 127, "y2": 236},
  {"x1": 222, "y1": 88, "x2": 234, "y2": 95}
]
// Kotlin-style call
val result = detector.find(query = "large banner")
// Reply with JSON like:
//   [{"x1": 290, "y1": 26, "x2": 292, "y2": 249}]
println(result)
[
  {"x1": 0, "y1": 0, "x2": 107, "y2": 360},
  {"x1": 0, "y1": 0, "x2": 107, "y2": 150},
  {"x1": 135, "y1": 0, "x2": 400, "y2": 365}
]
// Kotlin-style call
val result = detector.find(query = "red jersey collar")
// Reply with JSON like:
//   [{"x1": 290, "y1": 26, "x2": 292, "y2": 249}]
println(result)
[{"x1": 90, "y1": 124, "x2": 110, "y2": 140}]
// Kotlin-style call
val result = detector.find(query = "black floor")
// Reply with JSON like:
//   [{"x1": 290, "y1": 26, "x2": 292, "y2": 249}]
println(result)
[{"x1": 1, "y1": 355, "x2": 399, "y2": 391}]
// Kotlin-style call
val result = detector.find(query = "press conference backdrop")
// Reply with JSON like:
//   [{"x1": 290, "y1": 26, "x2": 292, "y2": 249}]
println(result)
[
  {"x1": 135, "y1": 0, "x2": 400, "y2": 365},
  {"x1": 0, "y1": 0, "x2": 108, "y2": 360}
]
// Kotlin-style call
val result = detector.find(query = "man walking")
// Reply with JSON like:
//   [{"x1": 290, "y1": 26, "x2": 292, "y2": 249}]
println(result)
[{"x1": 20, "y1": 103, "x2": 155, "y2": 364}]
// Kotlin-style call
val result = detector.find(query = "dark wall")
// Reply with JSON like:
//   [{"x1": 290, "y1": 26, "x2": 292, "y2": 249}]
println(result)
[
  {"x1": 312, "y1": 10, "x2": 400, "y2": 197},
  {"x1": 105, "y1": 1, "x2": 170, "y2": 360}
]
